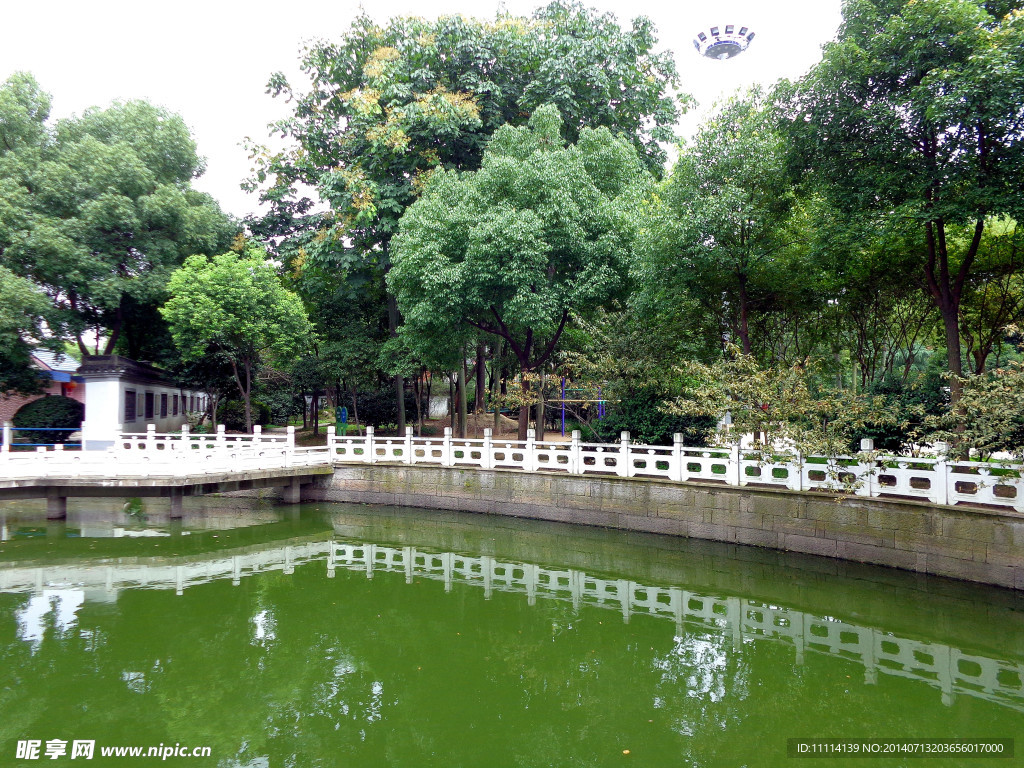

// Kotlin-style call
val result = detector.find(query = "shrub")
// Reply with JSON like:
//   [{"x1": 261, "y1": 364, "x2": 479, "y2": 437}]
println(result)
[
  {"x1": 348, "y1": 389, "x2": 423, "y2": 427},
  {"x1": 591, "y1": 386, "x2": 715, "y2": 446},
  {"x1": 219, "y1": 400, "x2": 271, "y2": 431},
  {"x1": 12, "y1": 396, "x2": 84, "y2": 444}
]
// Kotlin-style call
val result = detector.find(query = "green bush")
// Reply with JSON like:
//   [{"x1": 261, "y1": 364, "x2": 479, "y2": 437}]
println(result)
[
  {"x1": 219, "y1": 400, "x2": 271, "y2": 431},
  {"x1": 349, "y1": 389, "x2": 423, "y2": 427},
  {"x1": 591, "y1": 386, "x2": 715, "y2": 446},
  {"x1": 12, "y1": 396, "x2": 84, "y2": 444}
]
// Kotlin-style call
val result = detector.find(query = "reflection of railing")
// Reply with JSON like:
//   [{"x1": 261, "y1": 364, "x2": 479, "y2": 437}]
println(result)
[
  {"x1": 328, "y1": 541, "x2": 1024, "y2": 713},
  {"x1": 0, "y1": 540, "x2": 331, "y2": 596},
  {"x1": 326, "y1": 426, "x2": 1024, "y2": 513}
]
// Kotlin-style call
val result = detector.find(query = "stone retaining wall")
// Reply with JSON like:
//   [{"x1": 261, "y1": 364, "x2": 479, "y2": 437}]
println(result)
[{"x1": 309, "y1": 464, "x2": 1024, "y2": 590}]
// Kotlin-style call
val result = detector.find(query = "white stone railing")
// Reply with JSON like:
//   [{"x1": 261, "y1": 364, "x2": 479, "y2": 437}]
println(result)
[
  {"x1": 327, "y1": 426, "x2": 1024, "y2": 513},
  {"x1": 0, "y1": 424, "x2": 329, "y2": 481},
  {"x1": 5, "y1": 421, "x2": 1022, "y2": 512}
]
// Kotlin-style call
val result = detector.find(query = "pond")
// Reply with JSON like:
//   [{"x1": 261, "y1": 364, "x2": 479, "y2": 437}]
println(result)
[{"x1": 1, "y1": 498, "x2": 1022, "y2": 767}]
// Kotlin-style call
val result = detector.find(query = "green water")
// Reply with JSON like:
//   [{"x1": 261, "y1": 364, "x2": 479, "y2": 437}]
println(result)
[{"x1": 0, "y1": 499, "x2": 1022, "y2": 768}]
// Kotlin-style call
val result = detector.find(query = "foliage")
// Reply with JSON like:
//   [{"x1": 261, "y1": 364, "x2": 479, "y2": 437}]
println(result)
[
  {"x1": 779, "y1": 0, "x2": 1024, "y2": 397},
  {"x1": 12, "y1": 395, "x2": 84, "y2": 444},
  {"x1": 346, "y1": 389, "x2": 422, "y2": 428},
  {"x1": 0, "y1": 265, "x2": 53, "y2": 396},
  {"x1": 251, "y1": 1, "x2": 683, "y2": 245},
  {"x1": 591, "y1": 386, "x2": 715, "y2": 447},
  {"x1": 665, "y1": 349, "x2": 902, "y2": 459},
  {"x1": 389, "y1": 105, "x2": 652, "y2": 438},
  {"x1": 219, "y1": 400, "x2": 271, "y2": 432},
  {"x1": 643, "y1": 89, "x2": 800, "y2": 356},
  {"x1": 0, "y1": 72, "x2": 237, "y2": 354},
  {"x1": 161, "y1": 249, "x2": 312, "y2": 431},
  {"x1": 858, "y1": 370, "x2": 947, "y2": 454},
  {"x1": 926, "y1": 363, "x2": 1024, "y2": 461}
]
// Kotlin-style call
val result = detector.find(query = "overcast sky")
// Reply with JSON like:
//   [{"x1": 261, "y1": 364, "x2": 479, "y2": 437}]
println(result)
[{"x1": 0, "y1": 0, "x2": 842, "y2": 220}]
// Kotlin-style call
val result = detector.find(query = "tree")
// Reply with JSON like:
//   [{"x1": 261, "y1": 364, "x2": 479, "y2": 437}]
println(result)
[
  {"x1": 248, "y1": 2, "x2": 685, "y2": 430},
  {"x1": 642, "y1": 89, "x2": 799, "y2": 356},
  {"x1": 0, "y1": 265, "x2": 53, "y2": 396},
  {"x1": 161, "y1": 250, "x2": 312, "y2": 431},
  {"x1": 780, "y1": 0, "x2": 1024, "y2": 401},
  {"x1": 0, "y1": 72, "x2": 237, "y2": 354},
  {"x1": 389, "y1": 105, "x2": 651, "y2": 439}
]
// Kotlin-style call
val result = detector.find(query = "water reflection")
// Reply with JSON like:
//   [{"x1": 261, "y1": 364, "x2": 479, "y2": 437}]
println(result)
[
  {"x1": 1, "y1": 518, "x2": 1022, "y2": 716},
  {"x1": 327, "y1": 540, "x2": 1024, "y2": 714}
]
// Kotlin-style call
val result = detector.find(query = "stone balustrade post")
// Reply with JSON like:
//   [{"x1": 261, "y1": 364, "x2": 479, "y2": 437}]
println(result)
[
  {"x1": 285, "y1": 426, "x2": 295, "y2": 449},
  {"x1": 1, "y1": 421, "x2": 11, "y2": 454},
  {"x1": 618, "y1": 431, "x2": 630, "y2": 478},
  {"x1": 216, "y1": 424, "x2": 226, "y2": 449},
  {"x1": 672, "y1": 433, "x2": 685, "y2": 482},
  {"x1": 525, "y1": 429, "x2": 536, "y2": 471},
  {"x1": 146, "y1": 424, "x2": 157, "y2": 452},
  {"x1": 856, "y1": 438, "x2": 875, "y2": 497},
  {"x1": 571, "y1": 430, "x2": 582, "y2": 475},
  {"x1": 442, "y1": 427, "x2": 453, "y2": 467},
  {"x1": 366, "y1": 426, "x2": 376, "y2": 464},
  {"x1": 253, "y1": 425, "x2": 262, "y2": 445},
  {"x1": 180, "y1": 423, "x2": 190, "y2": 453},
  {"x1": 787, "y1": 451, "x2": 805, "y2": 492},
  {"x1": 483, "y1": 428, "x2": 493, "y2": 470},
  {"x1": 728, "y1": 443, "x2": 742, "y2": 487},
  {"x1": 404, "y1": 426, "x2": 414, "y2": 465},
  {"x1": 933, "y1": 457, "x2": 949, "y2": 506},
  {"x1": 326, "y1": 426, "x2": 336, "y2": 458}
]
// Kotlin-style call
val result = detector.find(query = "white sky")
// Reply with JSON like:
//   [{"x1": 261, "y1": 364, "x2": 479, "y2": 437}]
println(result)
[{"x1": 0, "y1": 0, "x2": 842, "y2": 220}]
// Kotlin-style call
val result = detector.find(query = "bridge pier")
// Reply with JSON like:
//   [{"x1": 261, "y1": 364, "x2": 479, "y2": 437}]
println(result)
[
  {"x1": 46, "y1": 490, "x2": 67, "y2": 520},
  {"x1": 282, "y1": 478, "x2": 302, "y2": 505},
  {"x1": 169, "y1": 490, "x2": 184, "y2": 519}
]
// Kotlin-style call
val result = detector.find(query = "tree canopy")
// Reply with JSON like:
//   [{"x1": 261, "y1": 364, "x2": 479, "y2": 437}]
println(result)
[
  {"x1": 389, "y1": 105, "x2": 652, "y2": 438},
  {"x1": 779, "y1": 0, "x2": 1024, "y2": 400},
  {"x1": 0, "y1": 72, "x2": 237, "y2": 355},
  {"x1": 161, "y1": 250, "x2": 312, "y2": 431},
  {"x1": 0, "y1": 265, "x2": 53, "y2": 396}
]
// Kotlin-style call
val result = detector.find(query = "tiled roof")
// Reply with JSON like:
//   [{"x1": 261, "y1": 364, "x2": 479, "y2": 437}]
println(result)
[{"x1": 31, "y1": 349, "x2": 80, "y2": 373}]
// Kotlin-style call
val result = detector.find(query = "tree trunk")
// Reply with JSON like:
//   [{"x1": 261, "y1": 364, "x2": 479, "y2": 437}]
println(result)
[
  {"x1": 492, "y1": 345, "x2": 502, "y2": 435},
  {"x1": 738, "y1": 280, "x2": 752, "y2": 355},
  {"x1": 940, "y1": 305, "x2": 964, "y2": 403},
  {"x1": 386, "y1": 292, "x2": 406, "y2": 433},
  {"x1": 458, "y1": 349, "x2": 468, "y2": 438},
  {"x1": 517, "y1": 372, "x2": 530, "y2": 441},
  {"x1": 350, "y1": 382, "x2": 361, "y2": 436},
  {"x1": 243, "y1": 357, "x2": 253, "y2": 432},
  {"x1": 534, "y1": 371, "x2": 545, "y2": 441},
  {"x1": 475, "y1": 344, "x2": 486, "y2": 413},
  {"x1": 448, "y1": 375, "x2": 456, "y2": 435},
  {"x1": 413, "y1": 373, "x2": 423, "y2": 436},
  {"x1": 101, "y1": 297, "x2": 124, "y2": 356},
  {"x1": 312, "y1": 387, "x2": 320, "y2": 436}
]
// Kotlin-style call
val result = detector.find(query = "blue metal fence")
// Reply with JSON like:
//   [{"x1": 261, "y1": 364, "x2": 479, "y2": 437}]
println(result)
[{"x1": 0, "y1": 427, "x2": 81, "y2": 450}]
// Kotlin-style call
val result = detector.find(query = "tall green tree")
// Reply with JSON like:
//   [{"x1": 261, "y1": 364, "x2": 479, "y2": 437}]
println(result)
[
  {"x1": 248, "y1": 2, "x2": 685, "y2": 430},
  {"x1": 161, "y1": 250, "x2": 312, "y2": 431},
  {"x1": 641, "y1": 90, "x2": 801, "y2": 356},
  {"x1": 780, "y1": 0, "x2": 1024, "y2": 400},
  {"x1": 0, "y1": 265, "x2": 53, "y2": 396},
  {"x1": 0, "y1": 72, "x2": 237, "y2": 355},
  {"x1": 388, "y1": 105, "x2": 651, "y2": 439}
]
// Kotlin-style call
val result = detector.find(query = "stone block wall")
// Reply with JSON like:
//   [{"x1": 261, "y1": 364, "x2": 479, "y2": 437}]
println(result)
[{"x1": 309, "y1": 464, "x2": 1024, "y2": 590}]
